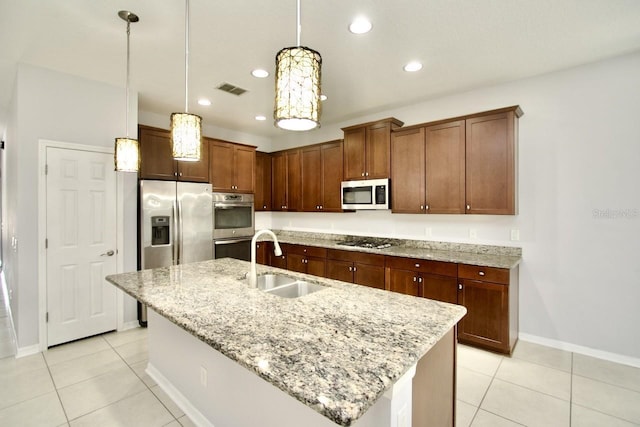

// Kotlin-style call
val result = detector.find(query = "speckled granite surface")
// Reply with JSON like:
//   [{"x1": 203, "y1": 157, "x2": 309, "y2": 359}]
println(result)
[
  {"x1": 106, "y1": 258, "x2": 466, "y2": 426},
  {"x1": 270, "y1": 230, "x2": 522, "y2": 269}
]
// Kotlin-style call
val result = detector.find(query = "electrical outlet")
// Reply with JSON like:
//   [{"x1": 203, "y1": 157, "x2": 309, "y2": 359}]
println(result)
[
  {"x1": 469, "y1": 229, "x2": 477, "y2": 239},
  {"x1": 510, "y1": 229, "x2": 520, "y2": 241},
  {"x1": 425, "y1": 227, "x2": 432, "y2": 238},
  {"x1": 200, "y1": 366, "x2": 207, "y2": 387}
]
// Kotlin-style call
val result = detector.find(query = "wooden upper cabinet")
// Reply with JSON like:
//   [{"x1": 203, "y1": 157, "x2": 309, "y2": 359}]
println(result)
[
  {"x1": 391, "y1": 128, "x2": 426, "y2": 213},
  {"x1": 271, "y1": 152, "x2": 287, "y2": 211},
  {"x1": 301, "y1": 140, "x2": 344, "y2": 212},
  {"x1": 255, "y1": 152, "x2": 272, "y2": 211},
  {"x1": 465, "y1": 107, "x2": 521, "y2": 214},
  {"x1": 209, "y1": 139, "x2": 255, "y2": 193},
  {"x1": 342, "y1": 118, "x2": 404, "y2": 180},
  {"x1": 287, "y1": 149, "x2": 301, "y2": 211},
  {"x1": 139, "y1": 125, "x2": 209, "y2": 182},
  {"x1": 271, "y1": 149, "x2": 300, "y2": 211},
  {"x1": 425, "y1": 120, "x2": 466, "y2": 214}
]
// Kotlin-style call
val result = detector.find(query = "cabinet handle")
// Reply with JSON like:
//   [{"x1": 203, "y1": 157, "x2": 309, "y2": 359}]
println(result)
[
  {"x1": 263, "y1": 205, "x2": 267, "y2": 209},
  {"x1": 466, "y1": 204, "x2": 470, "y2": 210},
  {"x1": 365, "y1": 172, "x2": 369, "y2": 177},
  {"x1": 413, "y1": 276, "x2": 417, "y2": 282},
  {"x1": 361, "y1": 172, "x2": 365, "y2": 177},
  {"x1": 478, "y1": 271, "x2": 485, "y2": 276},
  {"x1": 320, "y1": 205, "x2": 323, "y2": 210},
  {"x1": 348, "y1": 266, "x2": 352, "y2": 272},
  {"x1": 425, "y1": 205, "x2": 429, "y2": 211},
  {"x1": 303, "y1": 249, "x2": 307, "y2": 253},
  {"x1": 414, "y1": 263, "x2": 420, "y2": 268},
  {"x1": 353, "y1": 266, "x2": 356, "y2": 272},
  {"x1": 458, "y1": 284, "x2": 463, "y2": 290},
  {"x1": 418, "y1": 277, "x2": 423, "y2": 283},
  {"x1": 179, "y1": 172, "x2": 183, "y2": 177},
  {"x1": 174, "y1": 172, "x2": 178, "y2": 177},
  {"x1": 420, "y1": 205, "x2": 424, "y2": 210}
]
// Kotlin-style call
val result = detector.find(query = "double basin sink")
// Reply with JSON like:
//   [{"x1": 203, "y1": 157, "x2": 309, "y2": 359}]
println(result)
[{"x1": 254, "y1": 274, "x2": 326, "y2": 299}]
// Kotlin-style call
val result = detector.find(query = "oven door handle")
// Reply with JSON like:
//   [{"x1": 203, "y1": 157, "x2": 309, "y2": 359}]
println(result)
[
  {"x1": 214, "y1": 238, "x2": 253, "y2": 245},
  {"x1": 214, "y1": 203, "x2": 250, "y2": 209}
]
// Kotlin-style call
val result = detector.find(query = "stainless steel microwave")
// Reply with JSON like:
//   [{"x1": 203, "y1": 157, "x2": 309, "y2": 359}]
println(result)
[{"x1": 341, "y1": 178, "x2": 390, "y2": 210}]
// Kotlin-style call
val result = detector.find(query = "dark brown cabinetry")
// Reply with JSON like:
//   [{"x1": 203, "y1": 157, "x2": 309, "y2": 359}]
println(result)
[
  {"x1": 391, "y1": 120, "x2": 466, "y2": 214},
  {"x1": 325, "y1": 249, "x2": 385, "y2": 289},
  {"x1": 209, "y1": 139, "x2": 255, "y2": 193},
  {"x1": 301, "y1": 141, "x2": 344, "y2": 212},
  {"x1": 139, "y1": 125, "x2": 209, "y2": 182},
  {"x1": 271, "y1": 150, "x2": 301, "y2": 211},
  {"x1": 284, "y1": 244, "x2": 327, "y2": 277},
  {"x1": 465, "y1": 108, "x2": 521, "y2": 215},
  {"x1": 457, "y1": 264, "x2": 519, "y2": 354},
  {"x1": 255, "y1": 152, "x2": 272, "y2": 211},
  {"x1": 342, "y1": 118, "x2": 404, "y2": 180},
  {"x1": 386, "y1": 257, "x2": 458, "y2": 303},
  {"x1": 255, "y1": 242, "x2": 268, "y2": 265}
]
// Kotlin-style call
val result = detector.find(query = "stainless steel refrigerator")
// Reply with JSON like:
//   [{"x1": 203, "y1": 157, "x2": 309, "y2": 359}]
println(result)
[{"x1": 138, "y1": 180, "x2": 213, "y2": 324}]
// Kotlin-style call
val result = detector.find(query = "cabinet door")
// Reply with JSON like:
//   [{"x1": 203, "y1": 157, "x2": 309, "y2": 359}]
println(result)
[
  {"x1": 391, "y1": 128, "x2": 425, "y2": 213},
  {"x1": 271, "y1": 152, "x2": 287, "y2": 211},
  {"x1": 326, "y1": 259, "x2": 354, "y2": 283},
  {"x1": 234, "y1": 146, "x2": 255, "y2": 193},
  {"x1": 255, "y1": 242, "x2": 267, "y2": 265},
  {"x1": 287, "y1": 253, "x2": 307, "y2": 273},
  {"x1": 353, "y1": 263, "x2": 385, "y2": 290},
  {"x1": 366, "y1": 122, "x2": 391, "y2": 179},
  {"x1": 425, "y1": 120, "x2": 465, "y2": 214},
  {"x1": 388, "y1": 269, "x2": 421, "y2": 297},
  {"x1": 255, "y1": 152, "x2": 272, "y2": 211},
  {"x1": 178, "y1": 139, "x2": 209, "y2": 182},
  {"x1": 458, "y1": 279, "x2": 509, "y2": 352},
  {"x1": 343, "y1": 127, "x2": 366, "y2": 180},
  {"x1": 301, "y1": 146, "x2": 321, "y2": 211},
  {"x1": 139, "y1": 126, "x2": 177, "y2": 180},
  {"x1": 286, "y1": 150, "x2": 301, "y2": 211},
  {"x1": 270, "y1": 253, "x2": 287, "y2": 269},
  {"x1": 306, "y1": 257, "x2": 326, "y2": 277},
  {"x1": 422, "y1": 275, "x2": 458, "y2": 304},
  {"x1": 465, "y1": 111, "x2": 516, "y2": 214},
  {"x1": 320, "y1": 141, "x2": 343, "y2": 212},
  {"x1": 210, "y1": 140, "x2": 234, "y2": 191}
]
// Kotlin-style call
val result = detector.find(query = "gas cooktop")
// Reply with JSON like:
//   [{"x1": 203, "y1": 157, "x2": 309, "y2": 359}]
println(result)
[{"x1": 336, "y1": 239, "x2": 393, "y2": 250}]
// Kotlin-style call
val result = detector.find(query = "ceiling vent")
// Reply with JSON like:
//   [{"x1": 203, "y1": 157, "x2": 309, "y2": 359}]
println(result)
[{"x1": 216, "y1": 82, "x2": 248, "y2": 96}]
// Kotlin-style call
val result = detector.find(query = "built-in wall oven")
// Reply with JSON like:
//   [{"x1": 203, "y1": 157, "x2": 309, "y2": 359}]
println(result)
[{"x1": 212, "y1": 192, "x2": 255, "y2": 261}]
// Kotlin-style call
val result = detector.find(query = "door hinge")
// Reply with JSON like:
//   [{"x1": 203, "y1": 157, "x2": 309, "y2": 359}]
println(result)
[
  {"x1": 45, "y1": 164, "x2": 48, "y2": 175},
  {"x1": 46, "y1": 312, "x2": 49, "y2": 323},
  {"x1": 45, "y1": 238, "x2": 48, "y2": 249}
]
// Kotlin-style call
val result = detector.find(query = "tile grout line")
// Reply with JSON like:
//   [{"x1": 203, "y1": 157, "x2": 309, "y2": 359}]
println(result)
[
  {"x1": 42, "y1": 350, "x2": 71, "y2": 425},
  {"x1": 569, "y1": 351, "x2": 573, "y2": 426}
]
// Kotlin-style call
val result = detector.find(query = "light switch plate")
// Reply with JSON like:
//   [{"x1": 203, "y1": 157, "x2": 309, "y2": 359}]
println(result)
[
  {"x1": 425, "y1": 227, "x2": 432, "y2": 238},
  {"x1": 469, "y1": 229, "x2": 477, "y2": 239},
  {"x1": 510, "y1": 229, "x2": 520, "y2": 241}
]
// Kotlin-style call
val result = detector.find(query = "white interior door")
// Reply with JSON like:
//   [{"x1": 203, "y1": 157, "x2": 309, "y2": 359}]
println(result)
[{"x1": 46, "y1": 146, "x2": 117, "y2": 347}]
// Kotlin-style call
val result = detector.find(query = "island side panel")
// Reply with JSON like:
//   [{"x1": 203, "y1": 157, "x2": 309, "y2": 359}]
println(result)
[{"x1": 412, "y1": 327, "x2": 456, "y2": 427}]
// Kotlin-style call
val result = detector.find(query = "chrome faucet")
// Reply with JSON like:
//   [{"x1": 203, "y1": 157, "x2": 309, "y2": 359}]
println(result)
[{"x1": 248, "y1": 229, "x2": 282, "y2": 288}]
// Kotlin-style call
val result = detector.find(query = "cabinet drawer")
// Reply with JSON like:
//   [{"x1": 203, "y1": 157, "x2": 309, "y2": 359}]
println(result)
[
  {"x1": 458, "y1": 264, "x2": 509, "y2": 285},
  {"x1": 326, "y1": 248, "x2": 384, "y2": 265},
  {"x1": 285, "y1": 244, "x2": 327, "y2": 258},
  {"x1": 385, "y1": 256, "x2": 457, "y2": 277}
]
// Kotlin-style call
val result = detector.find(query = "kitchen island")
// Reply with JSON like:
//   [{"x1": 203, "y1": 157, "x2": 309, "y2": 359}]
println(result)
[{"x1": 106, "y1": 258, "x2": 466, "y2": 427}]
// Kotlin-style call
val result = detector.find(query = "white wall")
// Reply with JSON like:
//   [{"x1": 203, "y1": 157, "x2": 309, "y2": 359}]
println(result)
[
  {"x1": 3, "y1": 64, "x2": 139, "y2": 350},
  {"x1": 266, "y1": 52, "x2": 640, "y2": 361}
]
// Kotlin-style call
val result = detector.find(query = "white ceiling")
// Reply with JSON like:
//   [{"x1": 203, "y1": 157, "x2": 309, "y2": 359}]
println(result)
[{"x1": 1, "y1": 0, "x2": 640, "y2": 138}]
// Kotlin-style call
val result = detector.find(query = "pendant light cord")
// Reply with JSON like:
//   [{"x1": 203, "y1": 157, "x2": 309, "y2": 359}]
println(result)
[
  {"x1": 125, "y1": 19, "x2": 131, "y2": 138},
  {"x1": 184, "y1": 0, "x2": 190, "y2": 113},
  {"x1": 296, "y1": 0, "x2": 301, "y2": 46}
]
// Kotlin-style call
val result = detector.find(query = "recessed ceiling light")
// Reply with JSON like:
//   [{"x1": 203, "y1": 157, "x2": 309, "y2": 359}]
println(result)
[
  {"x1": 403, "y1": 61, "x2": 423, "y2": 72},
  {"x1": 320, "y1": 94, "x2": 327, "y2": 101},
  {"x1": 251, "y1": 69, "x2": 269, "y2": 78},
  {"x1": 198, "y1": 98, "x2": 212, "y2": 106},
  {"x1": 349, "y1": 17, "x2": 372, "y2": 34},
  {"x1": 255, "y1": 115, "x2": 267, "y2": 121}
]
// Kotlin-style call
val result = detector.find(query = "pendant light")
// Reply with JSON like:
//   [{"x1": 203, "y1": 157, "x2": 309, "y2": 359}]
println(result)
[
  {"x1": 171, "y1": 0, "x2": 202, "y2": 161},
  {"x1": 114, "y1": 10, "x2": 140, "y2": 172},
  {"x1": 274, "y1": 0, "x2": 322, "y2": 131}
]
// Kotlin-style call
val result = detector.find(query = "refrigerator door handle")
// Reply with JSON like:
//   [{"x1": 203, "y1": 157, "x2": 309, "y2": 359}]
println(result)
[
  {"x1": 177, "y1": 199, "x2": 183, "y2": 264},
  {"x1": 173, "y1": 200, "x2": 179, "y2": 265}
]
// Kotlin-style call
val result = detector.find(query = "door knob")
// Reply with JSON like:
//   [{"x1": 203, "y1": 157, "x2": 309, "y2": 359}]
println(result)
[{"x1": 101, "y1": 250, "x2": 115, "y2": 257}]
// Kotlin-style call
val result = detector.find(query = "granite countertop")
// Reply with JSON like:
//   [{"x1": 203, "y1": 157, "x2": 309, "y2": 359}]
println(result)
[
  {"x1": 269, "y1": 231, "x2": 522, "y2": 269},
  {"x1": 106, "y1": 258, "x2": 466, "y2": 426}
]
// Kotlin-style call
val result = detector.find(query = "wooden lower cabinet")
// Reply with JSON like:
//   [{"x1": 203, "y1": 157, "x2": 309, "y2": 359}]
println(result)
[
  {"x1": 255, "y1": 242, "x2": 267, "y2": 265},
  {"x1": 325, "y1": 249, "x2": 385, "y2": 290},
  {"x1": 457, "y1": 264, "x2": 519, "y2": 354},
  {"x1": 386, "y1": 256, "x2": 458, "y2": 303},
  {"x1": 284, "y1": 244, "x2": 327, "y2": 277}
]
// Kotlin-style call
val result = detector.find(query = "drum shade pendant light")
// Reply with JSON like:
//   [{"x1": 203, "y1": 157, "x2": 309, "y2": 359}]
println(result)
[
  {"x1": 114, "y1": 10, "x2": 140, "y2": 172},
  {"x1": 274, "y1": 0, "x2": 322, "y2": 131},
  {"x1": 171, "y1": 0, "x2": 202, "y2": 161}
]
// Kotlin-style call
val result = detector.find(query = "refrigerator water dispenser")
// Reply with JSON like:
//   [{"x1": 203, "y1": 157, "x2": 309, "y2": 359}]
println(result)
[{"x1": 151, "y1": 216, "x2": 170, "y2": 246}]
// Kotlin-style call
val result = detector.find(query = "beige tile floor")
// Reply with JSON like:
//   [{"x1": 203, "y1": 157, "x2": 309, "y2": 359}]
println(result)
[{"x1": 1, "y1": 284, "x2": 639, "y2": 426}]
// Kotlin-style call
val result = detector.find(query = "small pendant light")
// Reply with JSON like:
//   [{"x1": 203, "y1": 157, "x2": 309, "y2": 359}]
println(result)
[
  {"x1": 171, "y1": 0, "x2": 202, "y2": 161},
  {"x1": 274, "y1": 0, "x2": 322, "y2": 131},
  {"x1": 114, "y1": 10, "x2": 140, "y2": 172}
]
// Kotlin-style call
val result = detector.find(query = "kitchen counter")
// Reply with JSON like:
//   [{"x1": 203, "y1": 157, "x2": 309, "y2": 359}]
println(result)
[
  {"x1": 268, "y1": 231, "x2": 522, "y2": 269},
  {"x1": 106, "y1": 258, "x2": 466, "y2": 426}
]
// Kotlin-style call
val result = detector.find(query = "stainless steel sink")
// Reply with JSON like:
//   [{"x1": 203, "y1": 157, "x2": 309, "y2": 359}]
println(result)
[{"x1": 254, "y1": 274, "x2": 326, "y2": 298}]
